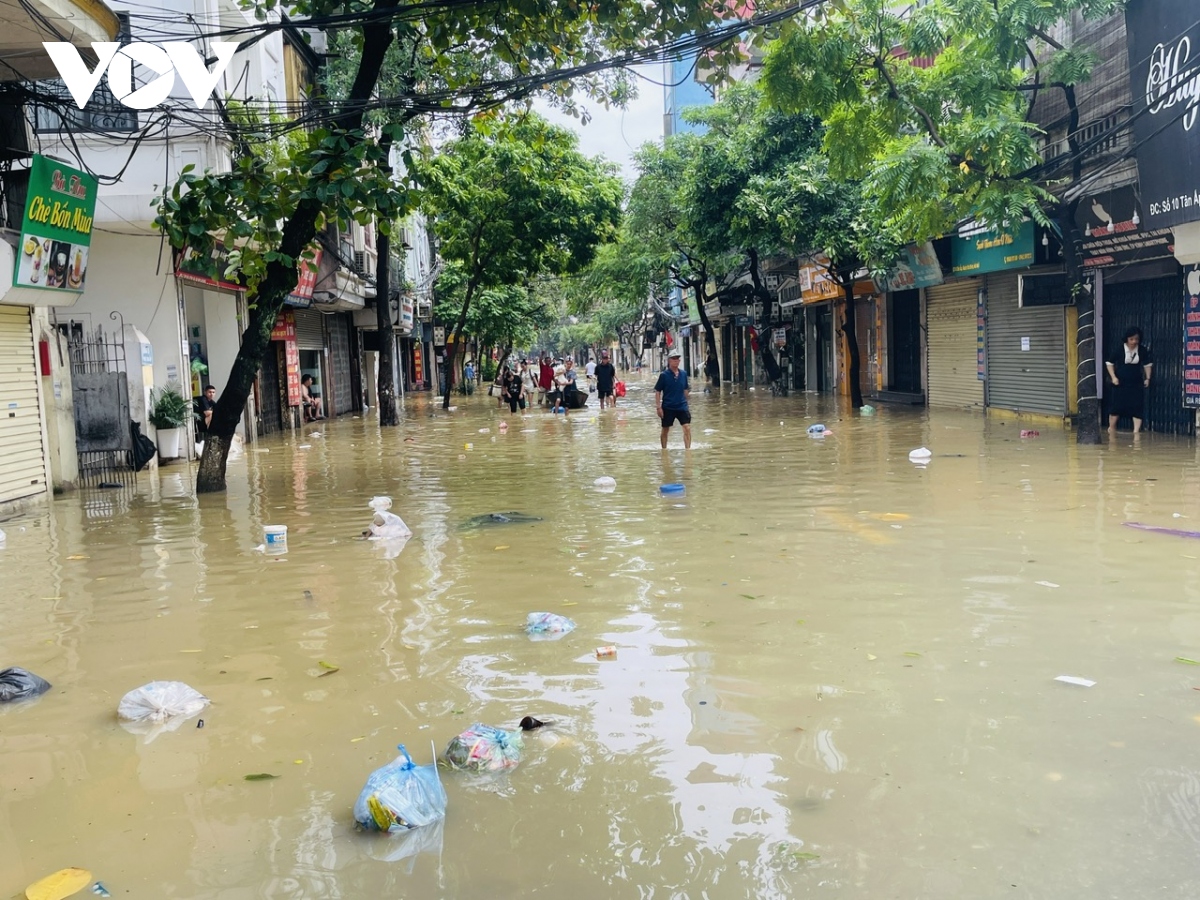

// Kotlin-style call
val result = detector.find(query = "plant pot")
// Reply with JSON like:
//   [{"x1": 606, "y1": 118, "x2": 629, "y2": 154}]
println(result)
[{"x1": 156, "y1": 427, "x2": 182, "y2": 460}]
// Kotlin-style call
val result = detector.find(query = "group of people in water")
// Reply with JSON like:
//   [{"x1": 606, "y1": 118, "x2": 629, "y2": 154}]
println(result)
[{"x1": 480, "y1": 352, "x2": 621, "y2": 415}]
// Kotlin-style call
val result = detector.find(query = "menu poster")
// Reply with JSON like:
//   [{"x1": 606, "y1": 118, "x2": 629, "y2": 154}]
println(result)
[{"x1": 1184, "y1": 267, "x2": 1200, "y2": 408}]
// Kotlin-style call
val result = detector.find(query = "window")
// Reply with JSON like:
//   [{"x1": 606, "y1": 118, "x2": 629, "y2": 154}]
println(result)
[{"x1": 33, "y1": 13, "x2": 138, "y2": 134}]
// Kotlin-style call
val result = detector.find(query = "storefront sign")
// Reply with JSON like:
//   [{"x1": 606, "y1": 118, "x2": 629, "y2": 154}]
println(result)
[
  {"x1": 773, "y1": 327, "x2": 787, "y2": 348},
  {"x1": 14, "y1": 154, "x2": 98, "y2": 293},
  {"x1": 884, "y1": 242, "x2": 944, "y2": 291},
  {"x1": 952, "y1": 221, "x2": 1035, "y2": 276},
  {"x1": 288, "y1": 247, "x2": 323, "y2": 305},
  {"x1": 399, "y1": 294, "x2": 414, "y2": 332},
  {"x1": 1184, "y1": 267, "x2": 1200, "y2": 407},
  {"x1": 976, "y1": 288, "x2": 987, "y2": 380},
  {"x1": 1074, "y1": 185, "x2": 1174, "y2": 267},
  {"x1": 270, "y1": 310, "x2": 301, "y2": 406},
  {"x1": 800, "y1": 257, "x2": 874, "y2": 304},
  {"x1": 686, "y1": 290, "x2": 700, "y2": 324},
  {"x1": 413, "y1": 343, "x2": 424, "y2": 384},
  {"x1": 1126, "y1": 0, "x2": 1200, "y2": 231},
  {"x1": 176, "y1": 242, "x2": 242, "y2": 292}
]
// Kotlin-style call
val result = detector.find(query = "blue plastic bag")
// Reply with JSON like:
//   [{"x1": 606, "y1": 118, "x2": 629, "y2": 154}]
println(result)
[
  {"x1": 445, "y1": 724, "x2": 524, "y2": 772},
  {"x1": 525, "y1": 612, "x2": 576, "y2": 640},
  {"x1": 354, "y1": 744, "x2": 447, "y2": 832}
]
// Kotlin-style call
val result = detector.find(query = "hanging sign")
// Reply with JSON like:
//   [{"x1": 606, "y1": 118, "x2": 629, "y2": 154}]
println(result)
[
  {"x1": 884, "y1": 242, "x2": 944, "y2": 291},
  {"x1": 176, "y1": 242, "x2": 243, "y2": 292},
  {"x1": 286, "y1": 247, "x2": 323, "y2": 307},
  {"x1": 952, "y1": 221, "x2": 1035, "y2": 275},
  {"x1": 1074, "y1": 185, "x2": 1174, "y2": 268},
  {"x1": 14, "y1": 154, "x2": 98, "y2": 293},
  {"x1": 1184, "y1": 267, "x2": 1200, "y2": 407},
  {"x1": 399, "y1": 294, "x2": 414, "y2": 332},
  {"x1": 270, "y1": 310, "x2": 301, "y2": 406}
]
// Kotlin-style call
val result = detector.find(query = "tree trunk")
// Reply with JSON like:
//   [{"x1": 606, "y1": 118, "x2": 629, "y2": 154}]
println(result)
[
  {"x1": 442, "y1": 274, "x2": 479, "y2": 409},
  {"x1": 196, "y1": 0, "x2": 400, "y2": 492},
  {"x1": 375, "y1": 229, "x2": 399, "y2": 426},
  {"x1": 746, "y1": 249, "x2": 781, "y2": 385},
  {"x1": 842, "y1": 282, "x2": 864, "y2": 408},
  {"x1": 693, "y1": 282, "x2": 720, "y2": 385}
]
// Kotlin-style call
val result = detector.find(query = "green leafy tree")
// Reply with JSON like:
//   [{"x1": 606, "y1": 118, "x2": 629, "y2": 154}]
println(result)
[
  {"x1": 760, "y1": 0, "x2": 1125, "y2": 440},
  {"x1": 156, "y1": 0, "x2": 763, "y2": 492},
  {"x1": 433, "y1": 262, "x2": 554, "y2": 371},
  {"x1": 415, "y1": 113, "x2": 623, "y2": 408}
]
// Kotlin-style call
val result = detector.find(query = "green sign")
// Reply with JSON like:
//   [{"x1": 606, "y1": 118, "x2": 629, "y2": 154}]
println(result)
[
  {"x1": 14, "y1": 155, "x2": 98, "y2": 292},
  {"x1": 685, "y1": 290, "x2": 700, "y2": 324},
  {"x1": 951, "y1": 220, "x2": 1035, "y2": 276}
]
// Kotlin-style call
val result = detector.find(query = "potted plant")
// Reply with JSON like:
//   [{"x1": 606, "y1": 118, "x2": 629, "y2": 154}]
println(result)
[{"x1": 149, "y1": 383, "x2": 189, "y2": 459}]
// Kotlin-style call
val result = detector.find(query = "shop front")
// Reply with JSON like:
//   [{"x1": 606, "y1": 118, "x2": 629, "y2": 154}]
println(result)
[
  {"x1": 881, "y1": 242, "x2": 943, "y2": 403},
  {"x1": 799, "y1": 257, "x2": 875, "y2": 396},
  {"x1": 925, "y1": 277, "x2": 984, "y2": 411}
]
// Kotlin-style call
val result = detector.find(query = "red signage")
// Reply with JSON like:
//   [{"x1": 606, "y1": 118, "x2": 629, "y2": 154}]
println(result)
[
  {"x1": 270, "y1": 310, "x2": 301, "y2": 406},
  {"x1": 413, "y1": 344, "x2": 424, "y2": 385},
  {"x1": 291, "y1": 248, "x2": 323, "y2": 302}
]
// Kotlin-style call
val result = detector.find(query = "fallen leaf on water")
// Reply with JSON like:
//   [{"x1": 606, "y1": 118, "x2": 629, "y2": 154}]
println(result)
[
  {"x1": 180, "y1": 649, "x2": 202, "y2": 653},
  {"x1": 739, "y1": 594, "x2": 761, "y2": 600},
  {"x1": 256, "y1": 677, "x2": 273, "y2": 681},
  {"x1": 294, "y1": 759, "x2": 304, "y2": 764},
  {"x1": 494, "y1": 545, "x2": 510, "y2": 551},
  {"x1": 65, "y1": 555, "x2": 88, "y2": 561},
  {"x1": 25, "y1": 867, "x2": 92, "y2": 900},
  {"x1": 1176, "y1": 657, "x2": 1200, "y2": 666},
  {"x1": 350, "y1": 736, "x2": 366, "y2": 743},
  {"x1": 318, "y1": 660, "x2": 339, "y2": 670},
  {"x1": 795, "y1": 619, "x2": 805, "y2": 625},
  {"x1": 561, "y1": 601, "x2": 578, "y2": 606},
  {"x1": 867, "y1": 654, "x2": 878, "y2": 661},
  {"x1": 904, "y1": 652, "x2": 922, "y2": 658},
  {"x1": 244, "y1": 773, "x2": 278, "y2": 781}
]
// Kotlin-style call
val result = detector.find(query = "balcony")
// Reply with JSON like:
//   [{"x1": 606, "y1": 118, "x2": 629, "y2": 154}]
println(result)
[{"x1": 0, "y1": 0, "x2": 121, "y2": 81}]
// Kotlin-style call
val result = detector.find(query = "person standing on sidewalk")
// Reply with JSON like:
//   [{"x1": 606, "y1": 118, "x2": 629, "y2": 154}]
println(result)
[
  {"x1": 595, "y1": 350, "x2": 617, "y2": 409},
  {"x1": 655, "y1": 349, "x2": 691, "y2": 449}
]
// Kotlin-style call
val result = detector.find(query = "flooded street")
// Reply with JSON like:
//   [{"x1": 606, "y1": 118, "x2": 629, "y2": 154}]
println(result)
[{"x1": 6, "y1": 381, "x2": 1200, "y2": 899}]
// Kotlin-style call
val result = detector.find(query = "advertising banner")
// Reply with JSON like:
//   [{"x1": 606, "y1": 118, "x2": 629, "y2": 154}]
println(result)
[
  {"x1": 270, "y1": 310, "x2": 301, "y2": 406},
  {"x1": 951, "y1": 221, "x2": 1035, "y2": 276},
  {"x1": 14, "y1": 154, "x2": 98, "y2": 293},
  {"x1": 1074, "y1": 185, "x2": 1174, "y2": 267},
  {"x1": 1126, "y1": 0, "x2": 1200, "y2": 231},
  {"x1": 884, "y1": 242, "x2": 944, "y2": 291}
]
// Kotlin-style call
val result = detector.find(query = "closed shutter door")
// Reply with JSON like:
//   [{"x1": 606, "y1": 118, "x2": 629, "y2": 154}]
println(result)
[
  {"x1": 986, "y1": 273, "x2": 1067, "y2": 415},
  {"x1": 294, "y1": 309, "x2": 324, "y2": 350},
  {"x1": 855, "y1": 297, "x2": 876, "y2": 398},
  {"x1": 257, "y1": 343, "x2": 284, "y2": 435},
  {"x1": 330, "y1": 314, "x2": 353, "y2": 416},
  {"x1": 0, "y1": 306, "x2": 47, "y2": 504},
  {"x1": 926, "y1": 280, "x2": 984, "y2": 409},
  {"x1": 1103, "y1": 275, "x2": 1193, "y2": 435}
]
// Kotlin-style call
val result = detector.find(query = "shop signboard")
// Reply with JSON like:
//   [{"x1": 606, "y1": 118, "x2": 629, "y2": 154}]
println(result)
[
  {"x1": 413, "y1": 344, "x2": 424, "y2": 384},
  {"x1": 1126, "y1": 0, "x2": 1200, "y2": 231},
  {"x1": 14, "y1": 154, "x2": 98, "y2": 295},
  {"x1": 399, "y1": 294, "x2": 414, "y2": 332},
  {"x1": 773, "y1": 327, "x2": 787, "y2": 348},
  {"x1": 686, "y1": 290, "x2": 701, "y2": 325},
  {"x1": 286, "y1": 247, "x2": 323, "y2": 307},
  {"x1": 1074, "y1": 185, "x2": 1174, "y2": 267},
  {"x1": 270, "y1": 310, "x2": 301, "y2": 406},
  {"x1": 952, "y1": 221, "x2": 1035, "y2": 276},
  {"x1": 883, "y1": 242, "x2": 944, "y2": 291},
  {"x1": 800, "y1": 256, "x2": 875, "y2": 303},
  {"x1": 177, "y1": 242, "x2": 242, "y2": 292},
  {"x1": 1184, "y1": 267, "x2": 1200, "y2": 407}
]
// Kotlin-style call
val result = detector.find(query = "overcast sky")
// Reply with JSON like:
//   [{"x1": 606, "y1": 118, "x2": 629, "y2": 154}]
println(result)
[{"x1": 533, "y1": 68, "x2": 665, "y2": 181}]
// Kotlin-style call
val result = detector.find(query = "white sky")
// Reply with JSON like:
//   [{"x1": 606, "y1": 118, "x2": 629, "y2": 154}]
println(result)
[{"x1": 533, "y1": 68, "x2": 665, "y2": 180}]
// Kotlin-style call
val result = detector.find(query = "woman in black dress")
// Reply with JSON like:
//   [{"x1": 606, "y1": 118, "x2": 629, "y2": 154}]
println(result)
[{"x1": 1105, "y1": 326, "x2": 1154, "y2": 433}]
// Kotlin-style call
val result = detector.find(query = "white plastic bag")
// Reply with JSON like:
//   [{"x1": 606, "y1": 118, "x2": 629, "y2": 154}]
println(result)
[
  {"x1": 370, "y1": 510, "x2": 412, "y2": 540},
  {"x1": 368, "y1": 496, "x2": 393, "y2": 512},
  {"x1": 118, "y1": 681, "x2": 209, "y2": 724}
]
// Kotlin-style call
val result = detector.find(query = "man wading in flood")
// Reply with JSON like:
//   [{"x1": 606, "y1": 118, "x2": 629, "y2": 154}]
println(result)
[{"x1": 655, "y1": 348, "x2": 691, "y2": 449}]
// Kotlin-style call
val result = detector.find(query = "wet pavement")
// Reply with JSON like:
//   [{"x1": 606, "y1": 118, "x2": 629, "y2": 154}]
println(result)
[{"x1": 4, "y1": 380, "x2": 1200, "y2": 899}]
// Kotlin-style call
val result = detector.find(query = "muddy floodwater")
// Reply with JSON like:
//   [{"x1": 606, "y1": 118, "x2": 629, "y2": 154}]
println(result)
[{"x1": 6, "y1": 382, "x2": 1200, "y2": 899}]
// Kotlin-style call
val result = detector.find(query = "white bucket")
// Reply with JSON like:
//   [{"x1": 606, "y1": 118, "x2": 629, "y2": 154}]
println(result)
[{"x1": 264, "y1": 525, "x2": 288, "y2": 554}]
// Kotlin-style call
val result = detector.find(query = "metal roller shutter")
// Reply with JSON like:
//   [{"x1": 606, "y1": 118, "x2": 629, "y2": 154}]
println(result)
[
  {"x1": 329, "y1": 314, "x2": 353, "y2": 416},
  {"x1": 294, "y1": 309, "x2": 325, "y2": 350},
  {"x1": 0, "y1": 305, "x2": 47, "y2": 504},
  {"x1": 985, "y1": 273, "x2": 1067, "y2": 415},
  {"x1": 926, "y1": 279, "x2": 984, "y2": 409}
]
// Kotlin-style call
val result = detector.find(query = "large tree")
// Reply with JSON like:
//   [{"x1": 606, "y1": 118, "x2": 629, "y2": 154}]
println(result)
[
  {"x1": 156, "y1": 0, "x2": 772, "y2": 492},
  {"x1": 760, "y1": 0, "x2": 1125, "y2": 439},
  {"x1": 415, "y1": 113, "x2": 623, "y2": 408}
]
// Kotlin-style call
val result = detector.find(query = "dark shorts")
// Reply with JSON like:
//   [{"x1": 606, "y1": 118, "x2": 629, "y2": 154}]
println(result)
[
  {"x1": 661, "y1": 408, "x2": 691, "y2": 428},
  {"x1": 597, "y1": 388, "x2": 614, "y2": 399}
]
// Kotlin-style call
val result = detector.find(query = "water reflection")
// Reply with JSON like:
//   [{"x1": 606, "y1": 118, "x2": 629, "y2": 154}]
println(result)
[{"x1": 6, "y1": 390, "x2": 1200, "y2": 896}]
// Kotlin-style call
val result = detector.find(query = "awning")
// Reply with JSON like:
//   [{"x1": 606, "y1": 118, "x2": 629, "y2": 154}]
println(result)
[{"x1": 0, "y1": 0, "x2": 121, "y2": 81}]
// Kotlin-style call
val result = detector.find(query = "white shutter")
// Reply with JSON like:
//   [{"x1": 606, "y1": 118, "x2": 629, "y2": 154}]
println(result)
[
  {"x1": 926, "y1": 279, "x2": 985, "y2": 410},
  {"x1": 0, "y1": 305, "x2": 47, "y2": 504}
]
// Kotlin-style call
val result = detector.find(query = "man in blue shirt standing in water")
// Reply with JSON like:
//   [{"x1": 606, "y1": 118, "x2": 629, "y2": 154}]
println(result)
[{"x1": 655, "y1": 348, "x2": 691, "y2": 449}]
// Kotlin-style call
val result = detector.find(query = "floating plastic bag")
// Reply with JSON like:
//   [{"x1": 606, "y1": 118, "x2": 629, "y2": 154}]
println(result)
[
  {"x1": 807, "y1": 424, "x2": 827, "y2": 435},
  {"x1": 908, "y1": 447, "x2": 932, "y2": 463},
  {"x1": 368, "y1": 496, "x2": 393, "y2": 512},
  {"x1": 117, "y1": 681, "x2": 208, "y2": 724},
  {"x1": 0, "y1": 667, "x2": 51, "y2": 702},
  {"x1": 354, "y1": 744, "x2": 447, "y2": 832},
  {"x1": 444, "y1": 724, "x2": 524, "y2": 773},
  {"x1": 370, "y1": 510, "x2": 412, "y2": 540},
  {"x1": 593, "y1": 476, "x2": 616, "y2": 492},
  {"x1": 525, "y1": 612, "x2": 576, "y2": 640}
]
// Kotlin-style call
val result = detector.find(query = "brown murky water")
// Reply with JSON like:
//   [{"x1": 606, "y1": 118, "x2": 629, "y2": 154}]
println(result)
[{"x1": 4, "y1": 381, "x2": 1200, "y2": 899}]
